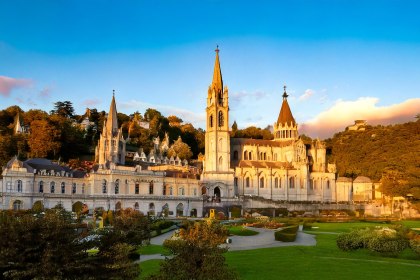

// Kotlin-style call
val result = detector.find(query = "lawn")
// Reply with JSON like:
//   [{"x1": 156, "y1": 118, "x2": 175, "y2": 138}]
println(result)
[
  {"x1": 137, "y1": 244, "x2": 169, "y2": 256},
  {"x1": 138, "y1": 221, "x2": 420, "y2": 280},
  {"x1": 228, "y1": 226, "x2": 259, "y2": 236}
]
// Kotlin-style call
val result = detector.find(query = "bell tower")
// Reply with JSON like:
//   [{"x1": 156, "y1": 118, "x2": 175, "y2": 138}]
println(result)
[{"x1": 203, "y1": 47, "x2": 235, "y2": 198}]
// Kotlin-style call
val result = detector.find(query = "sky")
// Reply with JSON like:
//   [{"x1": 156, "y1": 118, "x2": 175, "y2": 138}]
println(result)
[{"x1": 1, "y1": 0, "x2": 419, "y2": 139}]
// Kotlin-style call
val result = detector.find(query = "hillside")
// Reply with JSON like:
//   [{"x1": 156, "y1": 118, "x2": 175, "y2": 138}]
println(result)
[{"x1": 325, "y1": 119, "x2": 420, "y2": 193}]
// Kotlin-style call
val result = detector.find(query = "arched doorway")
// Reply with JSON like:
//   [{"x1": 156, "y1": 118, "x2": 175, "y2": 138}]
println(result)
[
  {"x1": 176, "y1": 203, "x2": 184, "y2": 217},
  {"x1": 190, "y1": 208, "x2": 197, "y2": 217},
  {"x1": 134, "y1": 202, "x2": 139, "y2": 211},
  {"x1": 115, "y1": 201, "x2": 122, "y2": 211},
  {"x1": 149, "y1": 203, "x2": 155, "y2": 216},
  {"x1": 162, "y1": 203, "x2": 169, "y2": 217},
  {"x1": 13, "y1": 200, "x2": 23, "y2": 210},
  {"x1": 214, "y1": 187, "x2": 221, "y2": 202}
]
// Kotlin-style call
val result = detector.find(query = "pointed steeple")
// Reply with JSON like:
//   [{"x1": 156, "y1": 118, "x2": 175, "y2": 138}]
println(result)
[
  {"x1": 105, "y1": 90, "x2": 119, "y2": 137},
  {"x1": 211, "y1": 46, "x2": 223, "y2": 93},
  {"x1": 277, "y1": 85, "x2": 296, "y2": 126}
]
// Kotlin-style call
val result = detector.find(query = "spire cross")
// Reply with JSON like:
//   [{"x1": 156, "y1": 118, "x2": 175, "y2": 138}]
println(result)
[
  {"x1": 215, "y1": 45, "x2": 219, "y2": 53},
  {"x1": 282, "y1": 84, "x2": 288, "y2": 99},
  {"x1": 113, "y1": 89, "x2": 115, "y2": 97}
]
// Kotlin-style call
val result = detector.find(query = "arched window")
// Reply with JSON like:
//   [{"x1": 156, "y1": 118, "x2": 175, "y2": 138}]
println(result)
[
  {"x1": 115, "y1": 179, "x2": 119, "y2": 194},
  {"x1": 249, "y1": 151, "x2": 252, "y2": 160},
  {"x1": 209, "y1": 115, "x2": 213, "y2": 128},
  {"x1": 16, "y1": 180, "x2": 23, "y2": 192},
  {"x1": 326, "y1": 180, "x2": 330, "y2": 189},
  {"x1": 135, "y1": 183, "x2": 139, "y2": 194},
  {"x1": 102, "y1": 180, "x2": 107, "y2": 194},
  {"x1": 149, "y1": 203, "x2": 155, "y2": 215},
  {"x1": 81, "y1": 183, "x2": 85, "y2": 194},
  {"x1": 289, "y1": 177, "x2": 295, "y2": 189},
  {"x1": 245, "y1": 177, "x2": 250, "y2": 188},
  {"x1": 149, "y1": 181, "x2": 154, "y2": 195},
  {"x1": 162, "y1": 183, "x2": 166, "y2": 195},
  {"x1": 61, "y1": 182, "x2": 65, "y2": 194},
  {"x1": 50, "y1": 182, "x2": 55, "y2": 193},
  {"x1": 218, "y1": 156, "x2": 223, "y2": 167},
  {"x1": 169, "y1": 186, "x2": 173, "y2": 195},
  {"x1": 72, "y1": 183, "x2": 77, "y2": 194},
  {"x1": 244, "y1": 151, "x2": 248, "y2": 160},
  {"x1": 39, "y1": 181, "x2": 44, "y2": 193},
  {"x1": 218, "y1": 111, "x2": 224, "y2": 127},
  {"x1": 179, "y1": 187, "x2": 185, "y2": 196},
  {"x1": 274, "y1": 177, "x2": 279, "y2": 188},
  {"x1": 260, "y1": 177, "x2": 264, "y2": 188},
  {"x1": 13, "y1": 200, "x2": 22, "y2": 211},
  {"x1": 134, "y1": 202, "x2": 139, "y2": 211}
]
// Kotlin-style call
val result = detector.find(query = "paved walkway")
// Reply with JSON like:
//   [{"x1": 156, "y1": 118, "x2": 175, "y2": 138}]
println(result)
[{"x1": 141, "y1": 225, "x2": 316, "y2": 262}]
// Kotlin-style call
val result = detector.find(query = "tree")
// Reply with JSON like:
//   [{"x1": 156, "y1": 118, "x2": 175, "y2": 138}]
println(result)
[
  {"x1": 168, "y1": 115, "x2": 183, "y2": 127},
  {"x1": 28, "y1": 119, "x2": 61, "y2": 158},
  {"x1": 167, "y1": 136, "x2": 193, "y2": 160},
  {"x1": 231, "y1": 121, "x2": 238, "y2": 137},
  {"x1": 380, "y1": 169, "x2": 410, "y2": 198},
  {"x1": 50, "y1": 101, "x2": 75, "y2": 118},
  {"x1": 147, "y1": 221, "x2": 238, "y2": 280},
  {"x1": 0, "y1": 208, "x2": 95, "y2": 279}
]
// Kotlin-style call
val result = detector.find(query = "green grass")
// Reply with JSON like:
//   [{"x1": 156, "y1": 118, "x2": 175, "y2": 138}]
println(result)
[
  {"x1": 138, "y1": 221, "x2": 420, "y2": 280},
  {"x1": 228, "y1": 226, "x2": 259, "y2": 236},
  {"x1": 137, "y1": 244, "x2": 169, "y2": 256},
  {"x1": 138, "y1": 260, "x2": 162, "y2": 279}
]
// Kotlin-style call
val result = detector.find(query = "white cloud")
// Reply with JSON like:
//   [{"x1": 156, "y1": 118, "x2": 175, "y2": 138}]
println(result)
[
  {"x1": 299, "y1": 89, "x2": 314, "y2": 101},
  {"x1": 299, "y1": 97, "x2": 420, "y2": 139}
]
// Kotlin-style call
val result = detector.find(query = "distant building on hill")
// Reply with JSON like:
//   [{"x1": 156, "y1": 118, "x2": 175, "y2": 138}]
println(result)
[{"x1": 347, "y1": 120, "x2": 367, "y2": 131}]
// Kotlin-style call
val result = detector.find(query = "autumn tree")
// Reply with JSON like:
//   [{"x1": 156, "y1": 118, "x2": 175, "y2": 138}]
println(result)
[
  {"x1": 380, "y1": 169, "x2": 410, "y2": 198},
  {"x1": 28, "y1": 119, "x2": 61, "y2": 158},
  {"x1": 167, "y1": 136, "x2": 193, "y2": 160},
  {"x1": 147, "y1": 221, "x2": 238, "y2": 280}
]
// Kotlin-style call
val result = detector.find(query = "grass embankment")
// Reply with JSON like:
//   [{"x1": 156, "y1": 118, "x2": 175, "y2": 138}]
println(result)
[
  {"x1": 138, "y1": 220, "x2": 420, "y2": 280},
  {"x1": 228, "y1": 226, "x2": 259, "y2": 236}
]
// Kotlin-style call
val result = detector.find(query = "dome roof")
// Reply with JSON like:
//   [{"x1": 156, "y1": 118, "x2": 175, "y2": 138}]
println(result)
[{"x1": 353, "y1": 176, "x2": 372, "y2": 183}]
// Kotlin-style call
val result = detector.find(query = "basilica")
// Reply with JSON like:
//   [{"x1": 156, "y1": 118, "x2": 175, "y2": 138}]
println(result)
[{"x1": 1, "y1": 49, "x2": 361, "y2": 217}]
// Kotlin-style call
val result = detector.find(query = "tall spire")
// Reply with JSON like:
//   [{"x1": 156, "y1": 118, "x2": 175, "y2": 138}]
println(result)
[
  {"x1": 277, "y1": 85, "x2": 296, "y2": 126},
  {"x1": 105, "y1": 91, "x2": 119, "y2": 136},
  {"x1": 211, "y1": 45, "x2": 223, "y2": 93}
]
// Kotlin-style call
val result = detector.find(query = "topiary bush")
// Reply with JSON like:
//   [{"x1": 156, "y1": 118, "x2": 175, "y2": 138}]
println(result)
[
  {"x1": 274, "y1": 225, "x2": 299, "y2": 242},
  {"x1": 367, "y1": 236, "x2": 409, "y2": 257}
]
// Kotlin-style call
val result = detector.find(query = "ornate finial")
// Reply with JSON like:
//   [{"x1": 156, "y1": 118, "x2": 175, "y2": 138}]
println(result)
[
  {"x1": 215, "y1": 45, "x2": 219, "y2": 53},
  {"x1": 282, "y1": 84, "x2": 288, "y2": 99},
  {"x1": 113, "y1": 89, "x2": 115, "y2": 97}
]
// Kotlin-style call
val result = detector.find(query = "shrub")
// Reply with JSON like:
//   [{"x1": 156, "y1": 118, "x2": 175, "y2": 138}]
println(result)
[
  {"x1": 281, "y1": 225, "x2": 299, "y2": 234},
  {"x1": 367, "y1": 236, "x2": 409, "y2": 257},
  {"x1": 409, "y1": 239, "x2": 420, "y2": 256},
  {"x1": 337, "y1": 231, "x2": 365, "y2": 251},
  {"x1": 275, "y1": 231, "x2": 297, "y2": 242},
  {"x1": 302, "y1": 222, "x2": 312, "y2": 230}
]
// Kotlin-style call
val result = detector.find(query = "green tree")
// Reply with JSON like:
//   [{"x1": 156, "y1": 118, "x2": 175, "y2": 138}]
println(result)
[
  {"x1": 148, "y1": 221, "x2": 238, "y2": 280},
  {"x1": 50, "y1": 101, "x2": 75, "y2": 118}
]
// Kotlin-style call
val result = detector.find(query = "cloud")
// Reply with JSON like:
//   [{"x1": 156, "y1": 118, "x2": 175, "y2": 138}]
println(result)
[
  {"x1": 0, "y1": 76, "x2": 33, "y2": 97},
  {"x1": 38, "y1": 87, "x2": 52, "y2": 98},
  {"x1": 299, "y1": 97, "x2": 420, "y2": 139},
  {"x1": 119, "y1": 100, "x2": 206, "y2": 127},
  {"x1": 299, "y1": 89, "x2": 314, "y2": 101},
  {"x1": 231, "y1": 90, "x2": 268, "y2": 104},
  {"x1": 82, "y1": 98, "x2": 101, "y2": 107}
]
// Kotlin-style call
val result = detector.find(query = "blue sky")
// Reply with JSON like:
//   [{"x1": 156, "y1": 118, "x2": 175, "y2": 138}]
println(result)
[{"x1": 1, "y1": 0, "x2": 419, "y2": 138}]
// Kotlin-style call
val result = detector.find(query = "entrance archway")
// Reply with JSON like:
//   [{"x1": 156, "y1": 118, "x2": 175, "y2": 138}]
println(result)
[
  {"x1": 176, "y1": 203, "x2": 184, "y2": 217},
  {"x1": 214, "y1": 187, "x2": 221, "y2": 202}
]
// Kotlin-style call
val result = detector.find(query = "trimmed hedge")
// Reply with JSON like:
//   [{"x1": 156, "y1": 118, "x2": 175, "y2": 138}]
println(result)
[{"x1": 274, "y1": 225, "x2": 299, "y2": 242}]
